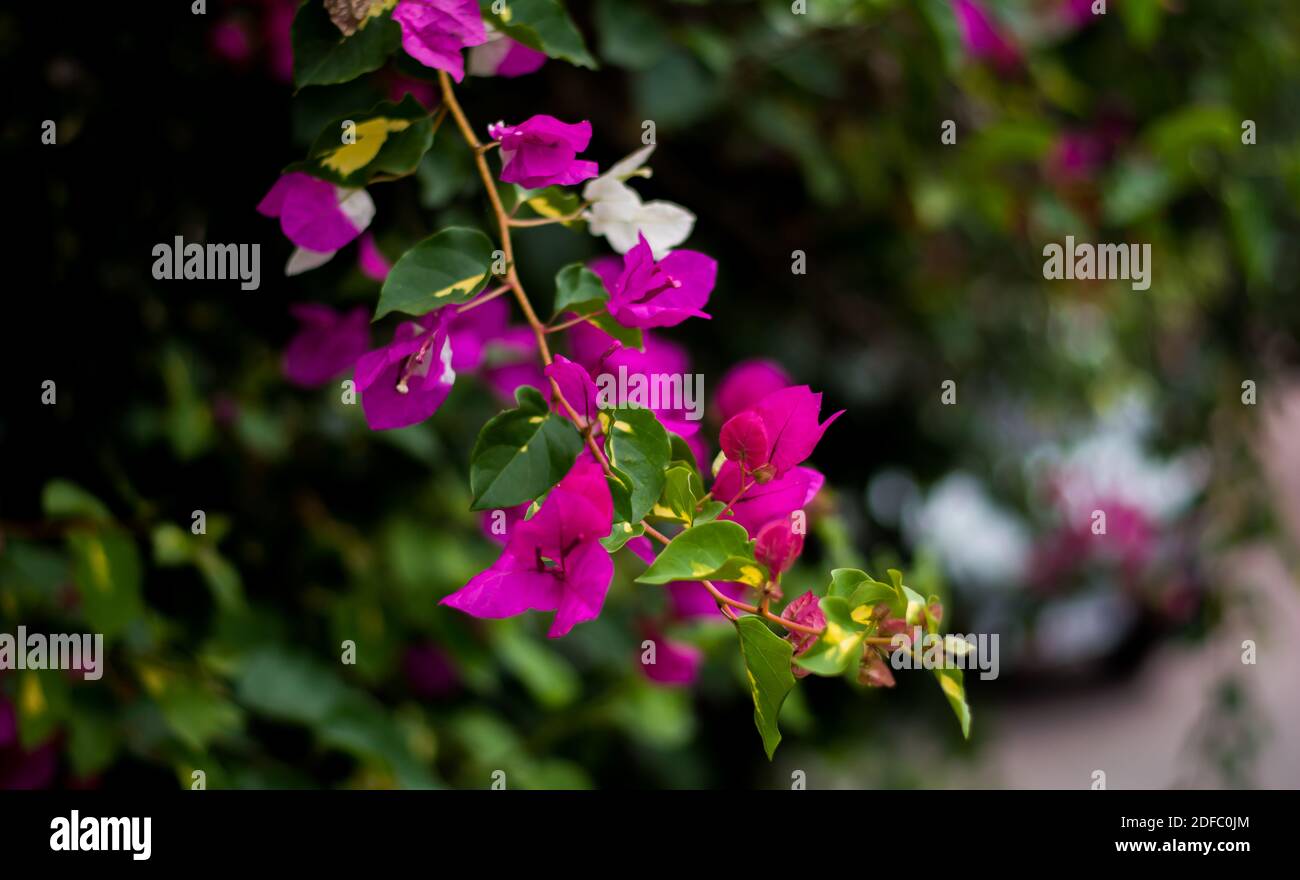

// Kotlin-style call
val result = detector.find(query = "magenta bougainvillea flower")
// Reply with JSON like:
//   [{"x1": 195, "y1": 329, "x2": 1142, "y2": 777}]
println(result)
[
  {"x1": 439, "y1": 298, "x2": 546, "y2": 402},
  {"x1": 627, "y1": 537, "x2": 747, "y2": 620},
  {"x1": 545, "y1": 354, "x2": 599, "y2": 425},
  {"x1": 386, "y1": 72, "x2": 439, "y2": 109},
  {"x1": 598, "y1": 233, "x2": 716, "y2": 329},
  {"x1": 1061, "y1": 0, "x2": 1097, "y2": 27},
  {"x1": 402, "y1": 643, "x2": 461, "y2": 699},
  {"x1": 781, "y1": 591, "x2": 826, "y2": 678},
  {"x1": 0, "y1": 697, "x2": 58, "y2": 789},
  {"x1": 469, "y1": 33, "x2": 546, "y2": 78},
  {"x1": 357, "y1": 233, "x2": 391, "y2": 281},
  {"x1": 639, "y1": 629, "x2": 703, "y2": 686},
  {"x1": 210, "y1": 19, "x2": 253, "y2": 66},
  {"x1": 482, "y1": 359, "x2": 546, "y2": 403},
  {"x1": 714, "y1": 460, "x2": 824, "y2": 536},
  {"x1": 354, "y1": 310, "x2": 455, "y2": 430},
  {"x1": 257, "y1": 172, "x2": 376, "y2": 274},
  {"x1": 480, "y1": 503, "x2": 528, "y2": 546},
  {"x1": 282, "y1": 304, "x2": 370, "y2": 388},
  {"x1": 720, "y1": 410, "x2": 769, "y2": 474},
  {"x1": 442, "y1": 457, "x2": 614, "y2": 637},
  {"x1": 487, "y1": 115, "x2": 599, "y2": 189},
  {"x1": 257, "y1": 172, "x2": 374, "y2": 251},
  {"x1": 715, "y1": 359, "x2": 791, "y2": 423},
  {"x1": 721, "y1": 385, "x2": 843, "y2": 481},
  {"x1": 668, "y1": 581, "x2": 747, "y2": 619},
  {"x1": 566, "y1": 318, "x2": 703, "y2": 442},
  {"x1": 392, "y1": 0, "x2": 487, "y2": 82},
  {"x1": 951, "y1": 0, "x2": 1020, "y2": 72},
  {"x1": 447, "y1": 298, "x2": 515, "y2": 371},
  {"x1": 754, "y1": 517, "x2": 805, "y2": 577}
]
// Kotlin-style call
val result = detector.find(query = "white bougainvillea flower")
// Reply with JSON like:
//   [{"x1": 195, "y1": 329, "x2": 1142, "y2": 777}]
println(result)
[{"x1": 581, "y1": 145, "x2": 695, "y2": 257}]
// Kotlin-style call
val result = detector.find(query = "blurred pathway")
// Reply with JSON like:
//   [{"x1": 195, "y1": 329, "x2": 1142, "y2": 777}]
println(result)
[{"x1": 985, "y1": 545, "x2": 1300, "y2": 789}]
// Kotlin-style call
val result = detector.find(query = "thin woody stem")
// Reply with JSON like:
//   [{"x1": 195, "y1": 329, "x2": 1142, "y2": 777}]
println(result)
[
  {"x1": 456, "y1": 284, "x2": 511, "y2": 314},
  {"x1": 509, "y1": 212, "x2": 585, "y2": 228},
  {"x1": 439, "y1": 73, "x2": 826, "y2": 642},
  {"x1": 437, "y1": 72, "x2": 586, "y2": 429},
  {"x1": 545, "y1": 310, "x2": 602, "y2": 334}
]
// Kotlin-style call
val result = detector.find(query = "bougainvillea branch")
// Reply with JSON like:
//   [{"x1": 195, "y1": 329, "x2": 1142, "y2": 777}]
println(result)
[
  {"x1": 438, "y1": 71, "x2": 831, "y2": 640},
  {"x1": 260, "y1": 1, "x2": 972, "y2": 757}
]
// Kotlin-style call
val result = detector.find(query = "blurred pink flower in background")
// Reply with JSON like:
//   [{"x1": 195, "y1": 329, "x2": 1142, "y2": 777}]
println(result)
[
  {"x1": 0, "y1": 695, "x2": 58, "y2": 790},
  {"x1": 638, "y1": 628, "x2": 703, "y2": 686},
  {"x1": 402, "y1": 644, "x2": 461, "y2": 699},
  {"x1": 209, "y1": 0, "x2": 295, "y2": 82},
  {"x1": 951, "y1": 0, "x2": 1021, "y2": 72},
  {"x1": 713, "y1": 359, "x2": 791, "y2": 424}
]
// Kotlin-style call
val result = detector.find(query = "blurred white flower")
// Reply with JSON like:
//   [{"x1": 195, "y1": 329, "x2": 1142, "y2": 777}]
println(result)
[
  {"x1": 906, "y1": 472, "x2": 1031, "y2": 591},
  {"x1": 1039, "y1": 394, "x2": 1208, "y2": 525}
]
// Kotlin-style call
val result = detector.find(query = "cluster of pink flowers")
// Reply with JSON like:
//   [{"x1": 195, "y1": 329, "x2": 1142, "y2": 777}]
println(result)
[{"x1": 261, "y1": 4, "x2": 852, "y2": 689}]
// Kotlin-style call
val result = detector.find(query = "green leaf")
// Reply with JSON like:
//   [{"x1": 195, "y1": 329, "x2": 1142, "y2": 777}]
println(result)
[
  {"x1": 605, "y1": 465, "x2": 635, "y2": 524},
  {"x1": 793, "y1": 596, "x2": 867, "y2": 677},
  {"x1": 66, "y1": 528, "x2": 144, "y2": 640},
  {"x1": 493, "y1": 624, "x2": 580, "y2": 709},
  {"x1": 694, "y1": 500, "x2": 727, "y2": 524},
  {"x1": 156, "y1": 679, "x2": 246, "y2": 752},
  {"x1": 934, "y1": 665, "x2": 971, "y2": 739},
  {"x1": 287, "y1": 95, "x2": 434, "y2": 187},
  {"x1": 827, "y1": 568, "x2": 896, "y2": 608},
  {"x1": 292, "y1": 2, "x2": 401, "y2": 88},
  {"x1": 602, "y1": 406, "x2": 671, "y2": 524},
  {"x1": 551, "y1": 263, "x2": 608, "y2": 318},
  {"x1": 601, "y1": 520, "x2": 644, "y2": 553},
  {"x1": 734, "y1": 617, "x2": 795, "y2": 760},
  {"x1": 550, "y1": 263, "x2": 642, "y2": 348},
  {"x1": 586, "y1": 311, "x2": 643, "y2": 350},
  {"x1": 1117, "y1": 0, "x2": 1163, "y2": 47},
  {"x1": 236, "y1": 646, "x2": 349, "y2": 726},
  {"x1": 922, "y1": 593, "x2": 971, "y2": 739},
  {"x1": 481, "y1": 0, "x2": 596, "y2": 69},
  {"x1": 594, "y1": 0, "x2": 670, "y2": 70},
  {"x1": 522, "y1": 187, "x2": 585, "y2": 228},
  {"x1": 375, "y1": 227, "x2": 496, "y2": 319},
  {"x1": 66, "y1": 709, "x2": 118, "y2": 777},
  {"x1": 652, "y1": 465, "x2": 702, "y2": 524},
  {"x1": 887, "y1": 568, "x2": 928, "y2": 626},
  {"x1": 668, "y1": 433, "x2": 699, "y2": 472},
  {"x1": 635, "y1": 520, "x2": 767, "y2": 587},
  {"x1": 42, "y1": 480, "x2": 112, "y2": 523},
  {"x1": 469, "y1": 386, "x2": 584, "y2": 510}
]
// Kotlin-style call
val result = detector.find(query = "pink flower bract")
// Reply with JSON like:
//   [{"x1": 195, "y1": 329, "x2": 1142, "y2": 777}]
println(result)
[
  {"x1": 469, "y1": 35, "x2": 546, "y2": 78},
  {"x1": 442, "y1": 457, "x2": 614, "y2": 637},
  {"x1": 487, "y1": 115, "x2": 599, "y2": 189},
  {"x1": 714, "y1": 460, "x2": 824, "y2": 536},
  {"x1": 754, "y1": 517, "x2": 805, "y2": 577},
  {"x1": 392, "y1": 0, "x2": 487, "y2": 82},
  {"x1": 782, "y1": 590, "x2": 826, "y2": 678},
  {"x1": 257, "y1": 172, "x2": 374, "y2": 252},
  {"x1": 282, "y1": 303, "x2": 370, "y2": 388},
  {"x1": 603, "y1": 233, "x2": 716, "y2": 329},
  {"x1": 951, "y1": 0, "x2": 1020, "y2": 72},
  {"x1": 715, "y1": 359, "x2": 792, "y2": 424},
  {"x1": 354, "y1": 310, "x2": 455, "y2": 430},
  {"x1": 639, "y1": 630, "x2": 703, "y2": 686},
  {"x1": 545, "y1": 354, "x2": 599, "y2": 425},
  {"x1": 738, "y1": 385, "x2": 844, "y2": 479}
]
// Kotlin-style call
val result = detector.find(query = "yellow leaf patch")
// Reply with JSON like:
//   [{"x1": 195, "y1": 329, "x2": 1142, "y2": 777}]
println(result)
[{"x1": 320, "y1": 118, "x2": 413, "y2": 175}]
